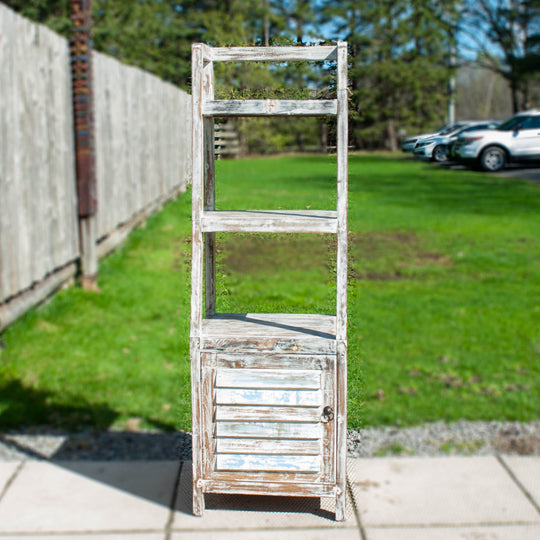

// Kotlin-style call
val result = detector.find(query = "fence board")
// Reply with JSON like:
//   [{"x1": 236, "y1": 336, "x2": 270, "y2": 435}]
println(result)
[
  {"x1": 0, "y1": 5, "x2": 79, "y2": 302},
  {"x1": 93, "y1": 51, "x2": 191, "y2": 240},
  {"x1": 0, "y1": 4, "x2": 192, "y2": 324}
]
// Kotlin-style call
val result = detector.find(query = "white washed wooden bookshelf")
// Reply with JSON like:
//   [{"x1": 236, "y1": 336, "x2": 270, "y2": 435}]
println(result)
[{"x1": 190, "y1": 43, "x2": 348, "y2": 520}]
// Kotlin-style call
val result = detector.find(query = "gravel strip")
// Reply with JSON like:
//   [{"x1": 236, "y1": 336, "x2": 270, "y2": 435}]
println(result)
[
  {"x1": 0, "y1": 421, "x2": 538, "y2": 461},
  {"x1": 348, "y1": 420, "x2": 540, "y2": 457}
]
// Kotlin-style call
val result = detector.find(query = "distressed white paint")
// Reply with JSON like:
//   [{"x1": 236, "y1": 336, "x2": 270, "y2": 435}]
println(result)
[
  {"x1": 216, "y1": 368, "x2": 321, "y2": 389},
  {"x1": 201, "y1": 313, "x2": 336, "y2": 341},
  {"x1": 216, "y1": 421, "x2": 321, "y2": 439},
  {"x1": 216, "y1": 454, "x2": 320, "y2": 472},
  {"x1": 190, "y1": 43, "x2": 348, "y2": 520},
  {"x1": 216, "y1": 438, "x2": 320, "y2": 455},
  {"x1": 208, "y1": 352, "x2": 334, "y2": 371},
  {"x1": 215, "y1": 388, "x2": 322, "y2": 407},
  {"x1": 202, "y1": 478, "x2": 336, "y2": 497},
  {"x1": 204, "y1": 99, "x2": 337, "y2": 117},
  {"x1": 210, "y1": 46, "x2": 337, "y2": 62},
  {"x1": 215, "y1": 405, "x2": 320, "y2": 423},
  {"x1": 201, "y1": 210, "x2": 337, "y2": 233}
]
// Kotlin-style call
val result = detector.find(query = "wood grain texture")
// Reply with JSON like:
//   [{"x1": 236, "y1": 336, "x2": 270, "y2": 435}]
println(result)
[
  {"x1": 207, "y1": 352, "x2": 334, "y2": 371},
  {"x1": 201, "y1": 314, "x2": 336, "y2": 349},
  {"x1": 0, "y1": 5, "x2": 79, "y2": 302},
  {"x1": 190, "y1": 42, "x2": 205, "y2": 517},
  {"x1": 216, "y1": 438, "x2": 320, "y2": 455},
  {"x1": 216, "y1": 454, "x2": 320, "y2": 472},
  {"x1": 210, "y1": 46, "x2": 337, "y2": 62},
  {"x1": 335, "y1": 41, "x2": 349, "y2": 522},
  {"x1": 215, "y1": 388, "x2": 323, "y2": 407},
  {"x1": 216, "y1": 368, "x2": 321, "y2": 389},
  {"x1": 201, "y1": 479, "x2": 336, "y2": 498},
  {"x1": 203, "y1": 59, "x2": 216, "y2": 316},
  {"x1": 204, "y1": 99, "x2": 337, "y2": 117},
  {"x1": 0, "y1": 4, "x2": 192, "y2": 313},
  {"x1": 201, "y1": 210, "x2": 337, "y2": 233},
  {"x1": 215, "y1": 405, "x2": 321, "y2": 423},
  {"x1": 216, "y1": 421, "x2": 322, "y2": 439},
  {"x1": 93, "y1": 51, "x2": 191, "y2": 241}
]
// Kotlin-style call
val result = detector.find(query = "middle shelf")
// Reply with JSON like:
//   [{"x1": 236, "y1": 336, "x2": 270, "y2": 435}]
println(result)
[{"x1": 200, "y1": 210, "x2": 337, "y2": 233}]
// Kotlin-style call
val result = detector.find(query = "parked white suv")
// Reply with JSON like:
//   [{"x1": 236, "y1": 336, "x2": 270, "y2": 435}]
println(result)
[
  {"x1": 413, "y1": 121, "x2": 498, "y2": 162},
  {"x1": 454, "y1": 110, "x2": 540, "y2": 172}
]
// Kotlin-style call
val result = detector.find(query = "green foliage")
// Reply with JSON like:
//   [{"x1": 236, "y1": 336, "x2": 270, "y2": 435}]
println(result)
[
  {"x1": 461, "y1": 0, "x2": 540, "y2": 112},
  {"x1": 4, "y1": 1, "x2": 536, "y2": 146},
  {"x1": 7, "y1": 0, "x2": 462, "y2": 149},
  {"x1": 3, "y1": 0, "x2": 72, "y2": 36},
  {"x1": 321, "y1": 0, "x2": 459, "y2": 148}
]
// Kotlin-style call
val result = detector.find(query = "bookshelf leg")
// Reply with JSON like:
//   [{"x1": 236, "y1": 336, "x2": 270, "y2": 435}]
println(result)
[
  {"x1": 193, "y1": 481, "x2": 204, "y2": 517},
  {"x1": 335, "y1": 489, "x2": 346, "y2": 521}
]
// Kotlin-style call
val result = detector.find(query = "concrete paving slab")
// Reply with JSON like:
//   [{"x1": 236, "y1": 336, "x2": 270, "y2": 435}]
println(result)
[
  {"x1": 365, "y1": 525, "x2": 540, "y2": 540},
  {"x1": 501, "y1": 456, "x2": 540, "y2": 509},
  {"x1": 0, "y1": 535, "x2": 164, "y2": 540},
  {"x1": 348, "y1": 456, "x2": 540, "y2": 527},
  {"x1": 0, "y1": 462, "x2": 21, "y2": 497},
  {"x1": 171, "y1": 461, "x2": 357, "y2": 531},
  {"x1": 172, "y1": 528, "x2": 361, "y2": 539},
  {"x1": 0, "y1": 461, "x2": 179, "y2": 534}
]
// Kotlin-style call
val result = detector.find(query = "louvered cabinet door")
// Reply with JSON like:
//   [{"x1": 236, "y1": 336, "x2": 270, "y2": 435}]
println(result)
[{"x1": 200, "y1": 353, "x2": 336, "y2": 491}]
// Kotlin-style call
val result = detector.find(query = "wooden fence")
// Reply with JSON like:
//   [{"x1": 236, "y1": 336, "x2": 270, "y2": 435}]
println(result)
[{"x1": 0, "y1": 4, "x2": 192, "y2": 330}]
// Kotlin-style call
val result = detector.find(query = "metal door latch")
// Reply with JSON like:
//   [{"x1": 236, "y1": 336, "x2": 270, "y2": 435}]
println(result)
[{"x1": 321, "y1": 406, "x2": 335, "y2": 423}]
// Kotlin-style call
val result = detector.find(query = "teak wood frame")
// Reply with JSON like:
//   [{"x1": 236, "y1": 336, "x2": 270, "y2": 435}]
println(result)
[{"x1": 190, "y1": 43, "x2": 348, "y2": 520}]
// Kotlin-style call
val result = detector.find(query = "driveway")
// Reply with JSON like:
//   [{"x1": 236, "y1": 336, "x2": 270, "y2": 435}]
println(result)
[
  {"x1": 498, "y1": 164, "x2": 540, "y2": 183},
  {"x1": 442, "y1": 161, "x2": 540, "y2": 182}
]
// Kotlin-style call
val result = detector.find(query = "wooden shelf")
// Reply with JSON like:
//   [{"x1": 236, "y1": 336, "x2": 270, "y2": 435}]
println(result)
[
  {"x1": 201, "y1": 313, "x2": 337, "y2": 354},
  {"x1": 203, "y1": 99, "x2": 337, "y2": 117},
  {"x1": 201, "y1": 210, "x2": 337, "y2": 233},
  {"x1": 208, "y1": 46, "x2": 338, "y2": 62}
]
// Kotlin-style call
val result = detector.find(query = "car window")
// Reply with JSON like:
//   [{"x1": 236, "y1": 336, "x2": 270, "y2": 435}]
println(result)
[
  {"x1": 440, "y1": 123, "x2": 466, "y2": 135},
  {"x1": 498, "y1": 116, "x2": 527, "y2": 131},
  {"x1": 520, "y1": 116, "x2": 540, "y2": 130},
  {"x1": 439, "y1": 126, "x2": 456, "y2": 135}
]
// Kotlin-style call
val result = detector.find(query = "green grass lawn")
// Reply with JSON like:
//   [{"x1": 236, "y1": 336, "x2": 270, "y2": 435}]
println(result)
[{"x1": 1, "y1": 154, "x2": 539, "y2": 431}]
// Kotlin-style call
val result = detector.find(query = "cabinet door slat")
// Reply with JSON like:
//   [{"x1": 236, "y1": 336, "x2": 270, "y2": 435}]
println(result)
[{"x1": 216, "y1": 454, "x2": 320, "y2": 472}]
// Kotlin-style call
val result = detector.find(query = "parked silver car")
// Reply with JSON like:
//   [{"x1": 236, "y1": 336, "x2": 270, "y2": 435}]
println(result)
[
  {"x1": 454, "y1": 110, "x2": 540, "y2": 171},
  {"x1": 400, "y1": 122, "x2": 463, "y2": 153},
  {"x1": 413, "y1": 121, "x2": 499, "y2": 162}
]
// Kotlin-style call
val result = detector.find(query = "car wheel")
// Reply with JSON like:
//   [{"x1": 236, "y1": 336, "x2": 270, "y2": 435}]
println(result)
[
  {"x1": 432, "y1": 145, "x2": 448, "y2": 163},
  {"x1": 479, "y1": 146, "x2": 507, "y2": 172}
]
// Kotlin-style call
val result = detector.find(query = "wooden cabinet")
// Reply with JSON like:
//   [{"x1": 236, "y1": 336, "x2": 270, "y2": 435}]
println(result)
[{"x1": 190, "y1": 44, "x2": 348, "y2": 520}]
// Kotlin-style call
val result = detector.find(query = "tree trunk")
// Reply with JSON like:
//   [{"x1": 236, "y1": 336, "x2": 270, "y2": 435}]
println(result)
[
  {"x1": 263, "y1": 0, "x2": 269, "y2": 46},
  {"x1": 387, "y1": 119, "x2": 398, "y2": 152},
  {"x1": 510, "y1": 78, "x2": 519, "y2": 113},
  {"x1": 320, "y1": 122, "x2": 328, "y2": 153}
]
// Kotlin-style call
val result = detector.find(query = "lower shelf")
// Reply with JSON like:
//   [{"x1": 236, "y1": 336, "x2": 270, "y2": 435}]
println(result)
[{"x1": 200, "y1": 313, "x2": 337, "y2": 354}]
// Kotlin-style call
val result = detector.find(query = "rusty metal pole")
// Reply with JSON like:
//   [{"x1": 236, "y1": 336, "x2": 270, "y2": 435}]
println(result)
[{"x1": 70, "y1": 0, "x2": 98, "y2": 290}]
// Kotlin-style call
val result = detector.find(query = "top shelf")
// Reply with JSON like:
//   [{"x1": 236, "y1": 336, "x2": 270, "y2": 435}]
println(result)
[
  {"x1": 201, "y1": 45, "x2": 339, "y2": 63},
  {"x1": 203, "y1": 99, "x2": 337, "y2": 117}
]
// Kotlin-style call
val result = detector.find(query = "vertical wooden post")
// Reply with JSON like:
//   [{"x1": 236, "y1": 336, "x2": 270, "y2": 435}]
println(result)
[
  {"x1": 335, "y1": 40, "x2": 348, "y2": 522},
  {"x1": 70, "y1": 0, "x2": 98, "y2": 290},
  {"x1": 190, "y1": 42, "x2": 205, "y2": 517},
  {"x1": 203, "y1": 59, "x2": 216, "y2": 317}
]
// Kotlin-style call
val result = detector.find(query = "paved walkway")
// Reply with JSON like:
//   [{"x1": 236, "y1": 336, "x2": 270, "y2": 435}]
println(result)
[{"x1": 0, "y1": 456, "x2": 539, "y2": 539}]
